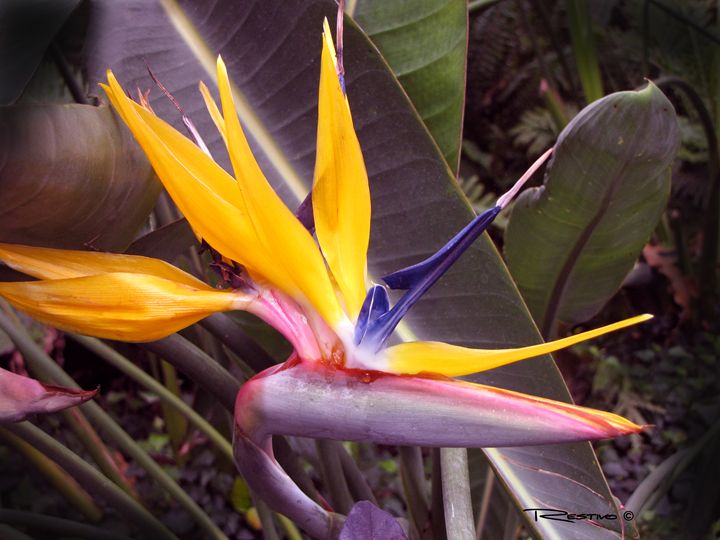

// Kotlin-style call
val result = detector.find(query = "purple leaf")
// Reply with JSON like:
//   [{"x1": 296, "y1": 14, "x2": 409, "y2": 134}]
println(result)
[{"x1": 339, "y1": 501, "x2": 407, "y2": 540}]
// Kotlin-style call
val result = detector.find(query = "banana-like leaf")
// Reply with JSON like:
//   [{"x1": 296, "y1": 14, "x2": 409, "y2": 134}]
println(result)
[
  {"x1": 0, "y1": 104, "x2": 159, "y2": 250},
  {"x1": 0, "y1": 0, "x2": 81, "y2": 104},
  {"x1": 504, "y1": 84, "x2": 679, "y2": 337},
  {"x1": 78, "y1": 1, "x2": 632, "y2": 537},
  {"x1": 347, "y1": 0, "x2": 468, "y2": 170}
]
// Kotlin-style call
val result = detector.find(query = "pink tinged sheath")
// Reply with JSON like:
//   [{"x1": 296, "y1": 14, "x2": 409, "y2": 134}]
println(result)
[{"x1": 0, "y1": 367, "x2": 97, "y2": 423}]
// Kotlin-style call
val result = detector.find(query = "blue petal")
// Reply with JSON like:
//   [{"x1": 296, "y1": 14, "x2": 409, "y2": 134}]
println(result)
[
  {"x1": 362, "y1": 205, "x2": 501, "y2": 350},
  {"x1": 382, "y1": 206, "x2": 500, "y2": 290},
  {"x1": 353, "y1": 284, "x2": 390, "y2": 344}
]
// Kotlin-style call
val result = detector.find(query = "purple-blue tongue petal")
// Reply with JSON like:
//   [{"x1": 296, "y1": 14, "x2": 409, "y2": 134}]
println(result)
[
  {"x1": 362, "y1": 206, "x2": 501, "y2": 350},
  {"x1": 383, "y1": 206, "x2": 501, "y2": 290},
  {"x1": 353, "y1": 284, "x2": 390, "y2": 344}
]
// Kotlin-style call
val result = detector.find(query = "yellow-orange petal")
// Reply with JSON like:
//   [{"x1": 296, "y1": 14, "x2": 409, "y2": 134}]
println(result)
[
  {"x1": 214, "y1": 56, "x2": 345, "y2": 326},
  {"x1": 312, "y1": 19, "x2": 370, "y2": 320},
  {"x1": 0, "y1": 273, "x2": 250, "y2": 341},
  {"x1": 0, "y1": 242, "x2": 205, "y2": 288},
  {"x1": 198, "y1": 81, "x2": 227, "y2": 146},
  {"x1": 383, "y1": 314, "x2": 653, "y2": 376},
  {"x1": 103, "y1": 71, "x2": 345, "y2": 328}
]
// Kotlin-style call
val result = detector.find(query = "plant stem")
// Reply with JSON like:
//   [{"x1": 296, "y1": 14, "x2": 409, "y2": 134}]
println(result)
[
  {"x1": 253, "y1": 497, "x2": 281, "y2": 540},
  {"x1": 0, "y1": 428, "x2": 103, "y2": 522},
  {"x1": 474, "y1": 464, "x2": 495, "y2": 539},
  {"x1": 63, "y1": 407, "x2": 139, "y2": 499},
  {"x1": 0, "y1": 309, "x2": 229, "y2": 540},
  {"x1": 431, "y1": 449, "x2": 447, "y2": 540},
  {"x1": 655, "y1": 77, "x2": 720, "y2": 312},
  {"x1": 71, "y1": 334, "x2": 234, "y2": 462},
  {"x1": 2, "y1": 423, "x2": 177, "y2": 540},
  {"x1": 338, "y1": 443, "x2": 377, "y2": 504},
  {"x1": 0, "y1": 524, "x2": 34, "y2": 540},
  {"x1": 0, "y1": 510, "x2": 133, "y2": 540},
  {"x1": 142, "y1": 333, "x2": 239, "y2": 411},
  {"x1": 316, "y1": 439, "x2": 355, "y2": 514},
  {"x1": 201, "y1": 313, "x2": 276, "y2": 373},
  {"x1": 49, "y1": 42, "x2": 88, "y2": 105},
  {"x1": 565, "y1": 0, "x2": 603, "y2": 103},
  {"x1": 468, "y1": 0, "x2": 503, "y2": 12},
  {"x1": 399, "y1": 446, "x2": 430, "y2": 537},
  {"x1": 440, "y1": 448, "x2": 475, "y2": 540}
]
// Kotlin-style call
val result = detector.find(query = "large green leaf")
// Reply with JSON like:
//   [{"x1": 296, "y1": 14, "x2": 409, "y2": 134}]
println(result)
[
  {"x1": 347, "y1": 0, "x2": 468, "y2": 170},
  {"x1": 77, "y1": 1, "x2": 630, "y2": 537},
  {"x1": 0, "y1": 0, "x2": 81, "y2": 104},
  {"x1": 504, "y1": 84, "x2": 679, "y2": 337},
  {"x1": 0, "y1": 104, "x2": 158, "y2": 250}
]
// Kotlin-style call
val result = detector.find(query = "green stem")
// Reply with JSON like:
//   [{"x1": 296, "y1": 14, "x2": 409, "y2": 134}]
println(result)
[
  {"x1": 467, "y1": 0, "x2": 503, "y2": 12},
  {"x1": 3, "y1": 423, "x2": 176, "y2": 540},
  {"x1": 0, "y1": 524, "x2": 34, "y2": 540},
  {"x1": 49, "y1": 42, "x2": 88, "y2": 105},
  {"x1": 655, "y1": 77, "x2": 720, "y2": 310},
  {"x1": 253, "y1": 497, "x2": 281, "y2": 540},
  {"x1": 430, "y1": 449, "x2": 447, "y2": 540},
  {"x1": 474, "y1": 463, "x2": 495, "y2": 540},
  {"x1": 159, "y1": 359, "x2": 188, "y2": 455},
  {"x1": 0, "y1": 309, "x2": 228, "y2": 540},
  {"x1": 338, "y1": 443, "x2": 377, "y2": 504},
  {"x1": 316, "y1": 439, "x2": 355, "y2": 514},
  {"x1": 63, "y1": 407, "x2": 139, "y2": 499},
  {"x1": 201, "y1": 313, "x2": 276, "y2": 373},
  {"x1": 71, "y1": 334, "x2": 234, "y2": 462},
  {"x1": 0, "y1": 428, "x2": 102, "y2": 522},
  {"x1": 0, "y1": 510, "x2": 132, "y2": 540},
  {"x1": 530, "y1": 0, "x2": 578, "y2": 99},
  {"x1": 275, "y1": 513, "x2": 303, "y2": 540},
  {"x1": 399, "y1": 446, "x2": 430, "y2": 538},
  {"x1": 142, "y1": 333, "x2": 239, "y2": 411},
  {"x1": 440, "y1": 448, "x2": 475, "y2": 540},
  {"x1": 646, "y1": 0, "x2": 720, "y2": 47},
  {"x1": 566, "y1": 0, "x2": 604, "y2": 103}
]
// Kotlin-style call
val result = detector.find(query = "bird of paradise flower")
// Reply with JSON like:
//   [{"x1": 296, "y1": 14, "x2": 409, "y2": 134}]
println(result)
[{"x1": 0, "y1": 18, "x2": 650, "y2": 537}]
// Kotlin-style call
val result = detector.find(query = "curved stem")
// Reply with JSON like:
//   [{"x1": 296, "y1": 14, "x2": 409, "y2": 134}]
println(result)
[
  {"x1": 63, "y1": 407, "x2": 139, "y2": 499},
  {"x1": 0, "y1": 524, "x2": 34, "y2": 540},
  {"x1": 0, "y1": 511, "x2": 132, "y2": 540},
  {"x1": 142, "y1": 333, "x2": 239, "y2": 411},
  {"x1": 201, "y1": 313, "x2": 276, "y2": 372},
  {"x1": 655, "y1": 77, "x2": 720, "y2": 308},
  {"x1": 71, "y1": 334, "x2": 234, "y2": 462},
  {"x1": 0, "y1": 309, "x2": 229, "y2": 540},
  {"x1": 3, "y1": 423, "x2": 177, "y2": 540},
  {"x1": 0, "y1": 428, "x2": 102, "y2": 522},
  {"x1": 399, "y1": 446, "x2": 430, "y2": 537},
  {"x1": 316, "y1": 439, "x2": 355, "y2": 513}
]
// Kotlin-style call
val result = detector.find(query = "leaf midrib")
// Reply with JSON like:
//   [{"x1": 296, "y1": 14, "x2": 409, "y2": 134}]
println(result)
[{"x1": 540, "y1": 164, "x2": 629, "y2": 338}]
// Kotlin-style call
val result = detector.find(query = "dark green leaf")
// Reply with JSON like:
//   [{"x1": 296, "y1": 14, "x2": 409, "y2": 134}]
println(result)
[
  {"x1": 80, "y1": 1, "x2": 634, "y2": 537},
  {"x1": 0, "y1": 104, "x2": 159, "y2": 250},
  {"x1": 348, "y1": 0, "x2": 467, "y2": 170},
  {"x1": 0, "y1": 0, "x2": 81, "y2": 104},
  {"x1": 125, "y1": 218, "x2": 196, "y2": 262},
  {"x1": 504, "y1": 83, "x2": 679, "y2": 336}
]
